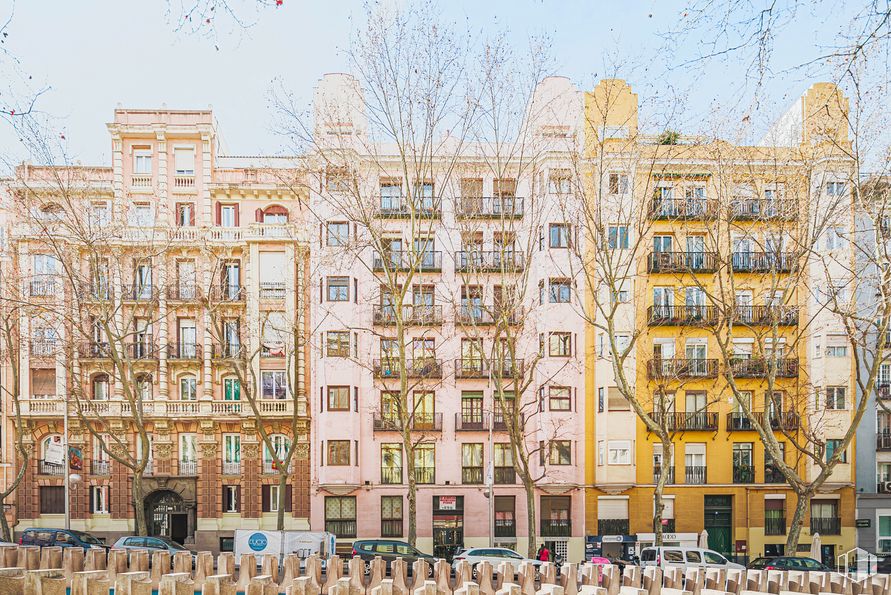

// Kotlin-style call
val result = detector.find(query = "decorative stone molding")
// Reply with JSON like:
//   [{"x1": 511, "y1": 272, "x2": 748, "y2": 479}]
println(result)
[
  {"x1": 295, "y1": 443, "x2": 310, "y2": 460},
  {"x1": 241, "y1": 442, "x2": 260, "y2": 460},
  {"x1": 199, "y1": 442, "x2": 218, "y2": 458},
  {"x1": 154, "y1": 442, "x2": 174, "y2": 459}
]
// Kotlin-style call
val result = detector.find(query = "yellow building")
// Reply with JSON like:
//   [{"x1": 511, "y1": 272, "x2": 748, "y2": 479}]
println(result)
[{"x1": 583, "y1": 80, "x2": 857, "y2": 565}]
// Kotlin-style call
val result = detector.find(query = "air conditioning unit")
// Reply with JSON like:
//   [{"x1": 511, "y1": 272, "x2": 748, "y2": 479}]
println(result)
[{"x1": 883, "y1": 482, "x2": 891, "y2": 493}]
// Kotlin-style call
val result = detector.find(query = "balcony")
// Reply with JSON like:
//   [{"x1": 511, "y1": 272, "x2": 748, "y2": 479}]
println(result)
[
  {"x1": 462, "y1": 466, "x2": 484, "y2": 484},
  {"x1": 372, "y1": 251, "x2": 442, "y2": 273},
  {"x1": 455, "y1": 413, "x2": 489, "y2": 431},
  {"x1": 650, "y1": 411, "x2": 719, "y2": 432},
  {"x1": 732, "y1": 305, "x2": 799, "y2": 326},
  {"x1": 730, "y1": 199, "x2": 796, "y2": 221},
  {"x1": 30, "y1": 278, "x2": 59, "y2": 298},
  {"x1": 414, "y1": 467, "x2": 435, "y2": 484},
  {"x1": 647, "y1": 358, "x2": 718, "y2": 379},
  {"x1": 221, "y1": 462, "x2": 241, "y2": 475},
  {"x1": 765, "y1": 465, "x2": 786, "y2": 484},
  {"x1": 540, "y1": 519, "x2": 571, "y2": 537},
  {"x1": 212, "y1": 343, "x2": 244, "y2": 359},
  {"x1": 131, "y1": 175, "x2": 152, "y2": 189},
  {"x1": 726, "y1": 411, "x2": 800, "y2": 431},
  {"x1": 878, "y1": 431, "x2": 891, "y2": 451},
  {"x1": 595, "y1": 518, "x2": 627, "y2": 536},
  {"x1": 494, "y1": 466, "x2": 516, "y2": 484},
  {"x1": 38, "y1": 460, "x2": 65, "y2": 476},
  {"x1": 261, "y1": 343, "x2": 285, "y2": 358},
  {"x1": 179, "y1": 461, "x2": 197, "y2": 476},
  {"x1": 263, "y1": 461, "x2": 294, "y2": 475},
  {"x1": 454, "y1": 251, "x2": 526, "y2": 273},
  {"x1": 125, "y1": 339, "x2": 160, "y2": 360},
  {"x1": 729, "y1": 357, "x2": 799, "y2": 378},
  {"x1": 210, "y1": 285, "x2": 245, "y2": 302},
  {"x1": 731, "y1": 252, "x2": 797, "y2": 273},
  {"x1": 493, "y1": 411, "x2": 525, "y2": 431},
  {"x1": 810, "y1": 516, "x2": 841, "y2": 535},
  {"x1": 381, "y1": 520, "x2": 403, "y2": 538},
  {"x1": 173, "y1": 175, "x2": 195, "y2": 190},
  {"x1": 325, "y1": 520, "x2": 357, "y2": 538},
  {"x1": 765, "y1": 515, "x2": 786, "y2": 535},
  {"x1": 381, "y1": 467, "x2": 402, "y2": 485},
  {"x1": 455, "y1": 197, "x2": 524, "y2": 219},
  {"x1": 122, "y1": 284, "x2": 158, "y2": 302},
  {"x1": 372, "y1": 305, "x2": 443, "y2": 326},
  {"x1": 259, "y1": 282, "x2": 286, "y2": 301},
  {"x1": 373, "y1": 197, "x2": 441, "y2": 219},
  {"x1": 30, "y1": 340, "x2": 57, "y2": 358},
  {"x1": 79, "y1": 282, "x2": 111, "y2": 302},
  {"x1": 732, "y1": 465, "x2": 755, "y2": 483},
  {"x1": 491, "y1": 359, "x2": 525, "y2": 379},
  {"x1": 685, "y1": 465, "x2": 707, "y2": 484},
  {"x1": 79, "y1": 341, "x2": 111, "y2": 360},
  {"x1": 371, "y1": 413, "x2": 443, "y2": 432},
  {"x1": 167, "y1": 285, "x2": 200, "y2": 302},
  {"x1": 455, "y1": 359, "x2": 489, "y2": 379},
  {"x1": 653, "y1": 465, "x2": 675, "y2": 485},
  {"x1": 455, "y1": 306, "x2": 522, "y2": 326},
  {"x1": 647, "y1": 252, "x2": 717, "y2": 274},
  {"x1": 649, "y1": 199, "x2": 715, "y2": 220},
  {"x1": 373, "y1": 358, "x2": 443, "y2": 379},
  {"x1": 167, "y1": 343, "x2": 202, "y2": 361},
  {"x1": 494, "y1": 519, "x2": 516, "y2": 538},
  {"x1": 647, "y1": 305, "x2": 717, "y2": 326},
  {"x1": 91, "y1": 461, "x2": 110, "y2": 476}
]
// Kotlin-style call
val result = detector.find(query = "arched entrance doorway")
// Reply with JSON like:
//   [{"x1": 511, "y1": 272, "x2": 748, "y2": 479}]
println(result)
[{"x1": 145, "y1": 490, "x2": 190, "y2": 544}]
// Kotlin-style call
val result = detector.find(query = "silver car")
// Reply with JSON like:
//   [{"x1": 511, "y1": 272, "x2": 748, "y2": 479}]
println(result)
[
  {"x1": 452, "y1": 547, "x2": 543, "y2": 572},
  {"x1": 111, "y1": 535, "x2": 196, "y2": 567}
]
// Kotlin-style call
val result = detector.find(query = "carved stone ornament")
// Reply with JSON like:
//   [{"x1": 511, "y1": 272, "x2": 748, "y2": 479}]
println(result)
[
  {"x1": 241, "y1": 442, "x2": 260, "y2": 460},
  {"x1": 199, "y1": 442, "x2": 218, "y2": 458},
  {"x1": 295, "y1": 443, "x2": 310, "y2": 460}
]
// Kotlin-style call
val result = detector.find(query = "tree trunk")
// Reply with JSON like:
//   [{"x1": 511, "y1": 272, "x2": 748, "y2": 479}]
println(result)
[
  {"x1": 524, "y1": 474, "x2": 537, "y2": 558},
  {"x1": 277, "y1": 470, "x2": 288, "y2": 531},
  {"x1": 0, "y1": 503, "x2": 12, "y2": 543},
  {"x1": 133, "y1": 472, "x2": 147, "y2": 536},
  {"x1": 786, "y1": 490, "x2": 811, "y2": 553},
  {"x1": 654, "y1": 436, "x2": 671, "y2": 547},
  {"x1": 405, "y1": 430, "x2": 417, "y2": 547}
]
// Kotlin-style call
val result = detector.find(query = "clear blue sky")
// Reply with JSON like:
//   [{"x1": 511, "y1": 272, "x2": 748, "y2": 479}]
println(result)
[{"x1": 0, "y1": 0, "x2": 865, "y2": 167}]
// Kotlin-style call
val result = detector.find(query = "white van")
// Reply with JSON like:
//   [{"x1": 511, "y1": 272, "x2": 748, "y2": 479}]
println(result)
[{"x1": 639, "y1": 547, "x2": 744, "y2": 570}]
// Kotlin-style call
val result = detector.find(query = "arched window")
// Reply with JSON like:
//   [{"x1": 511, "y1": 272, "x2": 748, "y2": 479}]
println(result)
[
  {"x1": 92, "y1": 374, "x2": 109, "y2": 400},
  {"x1": 257, "y1": 205, "x2": 289, "y2": 224},
  {"x1": 263, "y1": 434, "x2": 291, "y2": 470},
  {"x1": 179, "y1": 375, "x2": 197, "y2": 400},
  {"x1": 135, "y1": 374, "x2": 152, "y2": 401}
]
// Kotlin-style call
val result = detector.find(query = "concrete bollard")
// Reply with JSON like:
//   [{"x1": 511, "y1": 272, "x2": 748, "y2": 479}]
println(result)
[
  {"x1": 391, "y1": 558, "x2": 409, "y2": 595},
  {"x1": 541, "y1": 563, "x2": 558, "y2": 586},
  {"x1": 371, "y1": 579, "x2": 396, "y2": 595},
  {"x1": 368, "y1": 557, "x2": 387, "y2": 594},
  {"x1": 348, "y1": 556, "x2": 366, "y2": 595},
  {"x1": 21, "y1": 546, "x2": 40, "y2": 570},
  {"x1": 330, "y1": 576, "x2": 353, "y2": 595},
  {"x1": 290, "y1": 574, "x2": 323, "y2": 595},
  {"x1": 518, "y1": 562, "x2": 537, "y2": 595},
  {"x1": 130, "y1": 549, "x2": 150, "y2": 573},
  {"x1": 563, "y1": 563, "x2": 579, "y2": 595},
  {"x1": 261, "y1": 554, "x2": 279, "y2": 583},
  {"x1": 281, "y1": 554, "x2": 302, "y2": 587},
  {"x1": 414, "y1": 579, "x2": 438, "y2": 595},
  {"x1": 498, "y1": 583, "x2": 522, "y2": 595},
  {"x1": 84, "y1": 548, "x2": 106, "y2": 572},
  {"x1": 236, "y1": 554, "x2": 258, "y2": 591},
  {"x1": 0, "y1": 567, "x2": 25, "y2": 595},
  {"x1": 159, "y1": 571, "x2": 195, "y2": 595},
  {"x1": 38, "y1": 546, "x2": 62, "y2": 570},
  {"x1": 63, "y1": 546, "x2": 85, "y2": 574},
  {"x1": 324, "y1": 555, "x2": 344, "y2": 593},
  {"x1": 203, "y1": 573, "x2": 239, "y2": 595},
  {"x1": 172, "y1": 551, "x2": 192, "y2": 575},
  {"x1": 248, "y1": 574, "x2": 279, "y2": 595},
  {"x1": 538, "y1": 585, "x2": 565, "y2": 595},
  {"x1": 151, "y1": 551, "x2": 171, "y2": 585},
  {"x1": 478, "y1": 562, "x2": 497, "y2": 595},
  {"x1": 454, "y1": 561, "x2": 472, "y2": 587},
  {"x1": 114, "y1": 570, "x2": 152, "y2": 595},
  {"x1": 70, "y1": 569, "x2": 109, "y2": 595},
  {"x1": 434, "y1": 559, "x2": 453, "y2": 595},
  {"x1": 456, "y1": 581, "x2": 481, "y2": 595}
]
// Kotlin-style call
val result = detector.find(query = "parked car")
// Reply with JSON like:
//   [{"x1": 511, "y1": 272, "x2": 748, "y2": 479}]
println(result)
[
  {"x1": 19, "y1": 528, "x2": 107, "y2": 551},
  {"x1": 748, "y1": 556, "x2": 830, "y2": 571},
  {"x1": 112, "y1": 536, "x2": 197, "y2": 569},
  {"x1": 351, "y1": 539, "x2": 436, "y2": 574},
  {"x1": 639, "y1": 547, "x2": 744, "y2": 570},
  {"x1": 451, "y1": 547, "x2": 542, "y2": 572}
]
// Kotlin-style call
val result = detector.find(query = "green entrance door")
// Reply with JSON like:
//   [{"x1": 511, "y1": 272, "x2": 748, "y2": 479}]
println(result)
[{"x1": 704, "y1": 495, "x2": 733, "y2": 556}]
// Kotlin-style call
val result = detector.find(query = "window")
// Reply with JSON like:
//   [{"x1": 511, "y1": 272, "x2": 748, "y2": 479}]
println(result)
[
  {"x1": 327, "y1": 222, "x2": 349, "y2": 246},
  {"x1": 549, "y1": 441, "x2": 572, "y2": 465},
  {"x1": 180, "y1": 376, "x2": 197, "y2": 401},
  {"x1": 220, "y1": 204, "x2": 237, "y2": 228},
  {"x1": 825, "y1": 226, "x2": 845, "y2": 250},
  {"x1": 136, "y1": 374, "x2": 152, "y2": 401},
  {"x1": 327, "y1": 386, "x2": 350, "y2": 411},
  {"x1": 548, "y1": 170, "x2": 571, "y2": 194},
  {"x1": 414, "y1": 443, "x2": 435, "y2": 484},
  {"x1": 381, "y1": 496, "x2": 403, "y2": 537},
  {"x1": 261, "y1": 371, "x2": 287, "y2": 399},
  {"x1": 223, "y1": 485, "x2": 240, "y2": 513},
  {"x1": 262, "y1": 484, "x2": 293, "y2": 513},
  {"x1": 133, "y1": 149, "x2": 152, "y2": 175},
  {"x1": 462, "y1": 443, "x2": 484, "y2": 484},
  {"x1": 549, "y1": 387, "x2": 571, "y2": 411},
  {"x1": 607, "y1": 440, "x2": 631, "y2": 465},
  {"x1": 598, "y1": 388, "x2": 604, "y2": 413},
  {"x1": 90, "y1": 486, "x2": 109, "y2": 513},
  {"x1": 607, "y1": 387, "x2": 630, "y2": 411},
  {"x1": 130, "y1": 203, "x2": 153, "y2": 227},
  {"x1": 826, "y1": 386, "x2": 846, "y2": 410},
  {"x1": 381, "y1": 444, "x2": 402, "y2": 484},
  {"x1": 222, "y1": 434, "x2": 241, "y2": 465},
  {"x1": 91, "y1": 201, "x2": 111, "y2": 227},
  {"x1": 608, "y1": 226, "x2": 629, "y2": 250},
  {"x1": 263, "y1": 434, "x2": 290, "y2": 470},
  {"x1": 549, "y1": 223, "x2": 571, "y2": 248},
  {"x1": 608, "y1": 173, "x2": 629, "y2": 195},
  {"x1": 549, "y1": 279, "x2": 571, "y2": 303},
  {"x1": 325, "y1": 496, "x2": 357, "y2": 537},
  {"x1": 327, "y1": 277, "x2": 349, "y2": 302},
  {"x1": 826, "y1": 181, "x2": 846, "y2": 196},
  {"x1": 879, "y1": 515, "x2": 891, "y2": 554},
  {"x1": 327, "y1": 440, "x2": 351, "y2": 465},
  {"x1": 39, "y1": 486, "x2": 65, "y2": 514},
  {"x1": 224, "y1": 378, "x2": 240, "y2": 401},
  {"x1": 548, "y1": 332, "x2": 572, "y2": 357},
  {"x1": 173, "y1": 147, "x2": 195, "y2": 175},
  {"x1": 325, "y1": 331, "x2": 350, "y2": 357},
  {"x1": 179, "y1": 433, "x2": 197, "y2": 465},
  {"x1": 826, "y1": 439, "x2": 847, "y2": 463},
  {"x1": 92, "y1": 374, "x2": 109, "y2": 400},
  {"x1": 176, "y1": 203, "x2": 194, "y2": 227}
]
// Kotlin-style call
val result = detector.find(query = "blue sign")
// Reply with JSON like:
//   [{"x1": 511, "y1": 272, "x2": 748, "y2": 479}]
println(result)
[{"x1": 248, "y1": 532, "x2": 268, "y2": 552}]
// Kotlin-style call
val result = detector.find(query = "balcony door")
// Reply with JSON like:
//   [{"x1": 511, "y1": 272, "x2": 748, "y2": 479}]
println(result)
[
  {"x1": 177, "y1": 261, "x2": 195, "y2": 299},
  {"x1": 178, "y1": 319, "x2": 197, "y2": 358}
]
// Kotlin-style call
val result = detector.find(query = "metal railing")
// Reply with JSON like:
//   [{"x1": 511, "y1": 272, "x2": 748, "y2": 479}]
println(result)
[
  {"x1": 810, "y1": 516, "x2": 841, "y2": 535},
  {"x1": 373, "y1": 197, "x2": 441, "y2": 218},
  {"x1": 372, "y1": 305, "x2": 443, "y2": 326},
  {"x1": 731, "y1": 252, "x2": 797, "y2": 273},
  {"x1": 39, "y1": 460, "x2": 65, "y2": 476},
  {"x1": 650, "y1": 411, "x2": 719, "y2": 431},
  {"x1": 30, "y1": 278, "x2": 58, "y2": 297},
  {"x1": 455, "y1": 306, "x2": 522, "y2": 326},
  {"x1": 733, "y1": 465, "x2": 755, "y2": 483},
  {"x1": 647, "y1": 305, "x2": 717, "y2": 326},
  {"x1": 732, "y1": 305, "x2": 799, "y2": 326},
  {"x1": 123, "y1": 284, "x2": 158, "y2": 301},
  {"x1": 211, "y1": 284, "x2": 245, "y2": 302},
  {"x1": 726, "y1": 411, "x2": 800, "y2": 431},
  {"x1": 455, "y1": 412, "x2": 489, "y2": 431},
  {"x1": 325, "y1": 520, "x2": 357, "y2": 538},
  {"x1": 371, "y1": 413, "x2": 442, "y2": 432},
  {"x1": 494, "y1": 519, "x2": 516, "y2": 537},
  {"x1": 455, "y1": 197, "x2": 524, "y2": 219},
  {"x1": 649, "y1": 199, "x2": 715, "y2": 219},
  {"x1": 493, "y1": 411, "x2": 524, "y2": 431},
  {"x1": 653, "y1": 465, "x2": 675, "y2": 485},
  {"x1": 595, "y1": 519, "x2": 626, "y2": 536},
  {"x1": 646, "y1": 358, "x2": 718, "y2": 379},
  {"x1": 494, "y1": 466, "x2": 516, "y2": 484},
  {"x1": 167, "y1": 343, "x2": 201, "y2": 360},
  {"x1": 765, "y1": 515, "x2": 786, "y2": 535},
  {"x1": 259, "y1": 282, "x2": 286, "y2": 300},
  {"x1": 380, "y1": 467, "x2": 402, "y2": 485},
  {"x1": 454, "y1": 359, "x2": 489, "y2": 379},
  {"x1": 462, "y1": 466, "x2": 484, "y2": 484},
  {"x1": 414, "y1": 466, "x2": 435, "y2": 484},
  {"x1": 542, "y1": 519, "x2": 572, "y2": 537},
  {"x1": 765, "y1": 465, "x2": 786, "y2": 484},
  {"x1": 179, "y1": 461, "x2": 197, "y2": 476},
  {"x1": 79, "y1": 282, "x2": 111, "y2": 301},
  {"x1": 730, "y1": 199, "x2": 796, "y2": 220},
  {"x1": 729, "y1": 357, "x2": 799, "y2": 378},
  {"x1": 221, "y1": 462, "x2": 241, "y2": 475},
  {"x1": 167, "y1": 285, "x2": 200, "y2": 301},
  {"x1": 685, "y1": 465, "x2": 707, "y2": 484},
  {"x1": 126, "y1": 339, "x2": 160, "y2": 360},
  {"x1": 381, "y1": 519, "x2": 403, "y2": 538},
  {"x1": 30, "y1": 340, "x2": 57, "y2": 358},
  {"x1": 91, "y1": 461, "x2": 110, "y2": 476},
  {"x1": 491, "y1": 359, "x2": 525, "y2": 378},
  {"x1": 212, "y1": 343, "x2": 244, "y2": 359},
  {"x1": 647, "y1": 252, "x2": 717, "y2": 273},
  {"x1": 455, "y1": 251, "x2": 526, "y2": 273},
  {"x1": 373, "y1": 358, "x2": 443, "y2": 379},
  {"x1": 372, "y1": 251, "x2": 442, "y2": 272}
]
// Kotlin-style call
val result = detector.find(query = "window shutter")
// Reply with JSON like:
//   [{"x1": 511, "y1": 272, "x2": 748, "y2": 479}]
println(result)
[
  {"x1": 188, "y1": 205, "x2": 195, "y2": 226},
  {"x1": 538, "y1": 388, "x2": 544, "y2": 412},
  {"x1": 320, "y1": 387, "x2": 324, "y2": 413},
  {"x1": 234, "y1": 206, "x2": 240, "y2": 227},
  {"x1": 89, "y1": 487, "x2": 94, "y2": 513},
  {"x1": 285, "y1": 485, "x2": 293, "y2": 512},
  {"x1": 236, "y1": 486, "x2": 241, "y2": 512},
  {"x1": 320, "y1": 332, "x2": 325, "y2": 358},
  {"x1": 261, "y1": 485, "x2": 270, "y2": 512},
  {"x1": 255, "y1": 208, "x2": 263, "y2": 223},
  {"x1": 353, "y1": 278, "x2": 358, "y2": 303},
  {"x1": 222, "y1": 486, "x2": 228, "y2": 510},
  {"x1": 353, "y1": 387, "x2": 359, "y2": 412},
  {"x1": 107, "y1": 486, "x2": 111, "y2": 514},
  {"x1": 319, "y1": 223, "x2": 323, "y2": 247},
  {"x1": 215, "y1": 202, "x2": 222, "y2": 225},
  {"x1": 320, "y1": 442, "x2": 325, "y2": 466}
]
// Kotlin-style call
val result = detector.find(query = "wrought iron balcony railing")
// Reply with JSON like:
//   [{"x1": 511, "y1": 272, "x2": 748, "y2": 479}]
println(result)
[
  {"x1": 647, "y1": 305, "x2": 717, "y2": 326},
  {"x1": 454, "y1": 359, "x2": 489, "y2": 379},
  {"x1": 729, "y1": 357, "x2": 799, "y2": 378},
  {"x1": 374, "y1": 197, "x2": 441, "y2": 219},
  {"x1": 731, "y1": 252, "x2": 797, "y2": 273},
  {"x1": 650, "y1": 411, "x2": 719, "y2": 431},
  {"x1": 454, "y1": 412, "x2": 489, "y2": 431},
  {"x1": 372, "y1": 305, "x2": 443, "y2": 326},
  {"x1": 646, "y1": 358, "x2": 718, "y2": 379},
  {"x1": 373, "y1": 358, "x2": 443, "y2": 379},
  {"x1": 372, "y1": 251, "x2": 442, "y2": 273},
  {"x1": 455, "y1": 197, "x2": 524, "y2": 219},
  {"x1": 542, "y1": 518, "x2": 572, "y2": 537},
  {"x1": 730, "y1": 199, "x2": 796, "y2": 220},
  {"x1": 732, "y1": 305, "x2": 799, "y2": 326},
  {"x1": 595, "y1": 519, "x2": 627, "y2": 536},
  {"x1": 455, "y1": 250, "x2": 526, "y2": 273},
  {"x1": 649, "y1": 198, "x2": 715, "y2": 219},
  {"x1": 647, "y1": 251, "x2": 717, "y2": 274}
]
